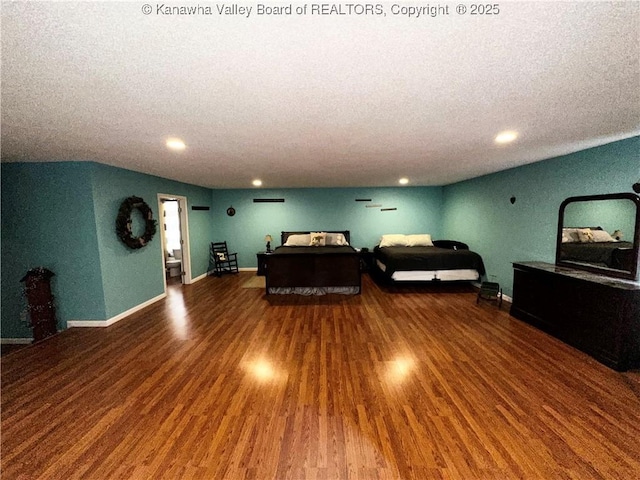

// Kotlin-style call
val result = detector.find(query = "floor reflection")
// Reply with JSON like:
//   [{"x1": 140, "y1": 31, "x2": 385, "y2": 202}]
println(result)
[
  {"x1": 242, "y1": 357, "x2": 287, "y2": 384},
  {"x1": 166, "y1": 283, "x2": 189, "y2": 339},
  {"x1": 385, "y1": 356, "x2": 416, "y2": 385}
]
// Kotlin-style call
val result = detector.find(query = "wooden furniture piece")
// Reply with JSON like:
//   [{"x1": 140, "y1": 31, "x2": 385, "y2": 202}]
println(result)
[
  {"x1": 358, "y1": 248, "x2": 374, "y2": 272},
  {"x1": 256, "y1": 251, "x2": 270, "y2": 276},
  {"x1": 510, "y1": 261, "x2": 640, "y2": 371},
  {"x1": 20, "y1": 268, "x2": 57, "y2": 342},
  {"x1": 264, "y1": 230, "x2": 361, "y2": 295},
  {"x1": 556, "y1": 193, "x2": 640, "y2": 280},
  {"x1": 210, "y1": 242, "x2": 239, "y2": 276}
]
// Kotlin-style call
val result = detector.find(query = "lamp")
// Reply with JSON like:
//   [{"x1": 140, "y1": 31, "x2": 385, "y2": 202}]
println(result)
[{"x1": 265, "y1": 234, "x2": 273, "y2": 253}]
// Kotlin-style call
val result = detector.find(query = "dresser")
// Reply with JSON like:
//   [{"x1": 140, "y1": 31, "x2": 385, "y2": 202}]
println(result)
[{"x1": 511, "y1": 262, "x2": 640, "y2": 371}]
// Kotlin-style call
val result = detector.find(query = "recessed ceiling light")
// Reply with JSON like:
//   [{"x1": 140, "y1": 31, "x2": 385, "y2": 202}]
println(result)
[
  {"x1": 166, "y1": 138, "x2": 186, "y2": 151},
  {"x1": 399, "y1": 178, "x2": 409, "y2": 185},
  {"x1": 495, "y1": 131, "x2": 518, "y2": 144},
  {"x1": 252, "y1": 179, "x2": 263, "y2": 187}
]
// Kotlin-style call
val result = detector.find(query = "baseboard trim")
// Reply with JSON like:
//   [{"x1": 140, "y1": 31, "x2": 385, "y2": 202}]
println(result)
[
  {"x1": 1, "y1": 337, "x2": 33, "y2": 345},
  {"x1": 68, "y1": 292, "x2": 167, "y2": 328},
  {"x1": 191, "y1": 273, "x2": 207, "y2": 283},
  {"x1": 205, "y1": 268, "x2": 256, "y2": 276}
]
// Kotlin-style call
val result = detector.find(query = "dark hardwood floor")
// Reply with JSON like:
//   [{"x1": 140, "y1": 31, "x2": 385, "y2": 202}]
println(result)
[
  {"x1": 2, "y1": 273, "x2": 640, "y2": 479},
  {"x1": 0, "y1": 344, "x2": 28, "y2": 357}
]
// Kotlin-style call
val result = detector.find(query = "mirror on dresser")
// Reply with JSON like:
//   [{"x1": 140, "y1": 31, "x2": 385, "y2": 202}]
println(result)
[{"x1": 556, "y1": 192, "x2": 640, "y2": 281}]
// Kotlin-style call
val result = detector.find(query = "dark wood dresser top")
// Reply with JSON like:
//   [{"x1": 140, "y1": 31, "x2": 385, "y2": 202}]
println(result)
[{"x1": 513, "y1": 261, "x2": 640, "y2": 291}]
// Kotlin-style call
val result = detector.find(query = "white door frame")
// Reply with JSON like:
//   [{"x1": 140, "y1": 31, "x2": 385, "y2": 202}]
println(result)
[{"x1": 157, "y1": 194, "x2": 193, "y2": 290}]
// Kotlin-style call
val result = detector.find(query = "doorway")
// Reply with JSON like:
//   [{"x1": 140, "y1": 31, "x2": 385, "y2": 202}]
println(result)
[{"x1": 158, "y1": 194, "x2": 192, "y2": 289}]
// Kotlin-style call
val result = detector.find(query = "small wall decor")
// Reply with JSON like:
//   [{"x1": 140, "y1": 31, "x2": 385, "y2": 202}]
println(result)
[
  {"x1": 115, "y1": 196, "x2": 157, "y2": 249},
  {"x1": 226, "y1": 206, "x2": 236, "y2": 216}
]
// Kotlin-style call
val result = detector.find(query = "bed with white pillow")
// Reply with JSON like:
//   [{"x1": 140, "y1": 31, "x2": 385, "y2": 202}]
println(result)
[
  {"x1": 373, "y1": 234, "x2": 485, "y2": 282},
  {"x1": 559, "y1": 227, "x2": 633, "y2": 270},
  {"x1": 264, "y1": 230, "x2": 361, "y2": 295}
]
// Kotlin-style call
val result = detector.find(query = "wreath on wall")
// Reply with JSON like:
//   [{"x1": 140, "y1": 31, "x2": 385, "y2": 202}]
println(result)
[{"x1": 115, "y1": 196, "x2": 157, "y2": 249}]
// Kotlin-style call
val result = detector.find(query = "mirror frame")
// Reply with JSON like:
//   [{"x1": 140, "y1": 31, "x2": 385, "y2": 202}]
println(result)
[{"x1": 556, "y1": 192, "x2": 640, "y2": 281}]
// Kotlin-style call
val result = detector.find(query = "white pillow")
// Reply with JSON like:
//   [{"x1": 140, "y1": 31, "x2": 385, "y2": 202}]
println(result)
[
  {"x1": 309, "y1": 232, "x2": 326, "y2": 246},
  {"x1": 326, "y1": 233, "x2": 348, "y2": 246},
  {"x1": 379, "y1": 234, "x2": 408, "y2": 248},
  {"x1": 562, "y1": 228, "x2": 579, "y2": 243},
  {"x1": 405, "y1": 234, "x2": 433, "y2": 247},
  {"x1": 284, "y1": 234, "x2": 310, "y2": 246},
  {"x1": 591, "y1": 230, "x2": 615, "y2": 243},
  {"x1": 576, "y1": 228, "x2": 594, "y2": 243}
]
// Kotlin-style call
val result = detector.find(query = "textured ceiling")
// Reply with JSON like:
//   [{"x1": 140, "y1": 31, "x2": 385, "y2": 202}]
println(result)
[{"x1": 2, "y1": 1, "x2": 639, "y2": 188}]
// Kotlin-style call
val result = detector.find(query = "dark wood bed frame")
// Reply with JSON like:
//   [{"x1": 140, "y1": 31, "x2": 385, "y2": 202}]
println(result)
[{"x1": 264, "y1": 231, "x2": 361, "y2": 294}]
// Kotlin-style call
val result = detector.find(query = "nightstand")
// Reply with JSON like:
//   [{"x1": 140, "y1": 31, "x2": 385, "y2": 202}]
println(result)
[
  {"x1": 256, "y1": 251, "x2": 271, "y2": 276},
  {"x1": 358, "y1": 248, "x2": 374, "y2": 272}
]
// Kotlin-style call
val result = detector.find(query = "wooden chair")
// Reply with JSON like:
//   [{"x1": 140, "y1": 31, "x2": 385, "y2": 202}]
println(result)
[{"x1": 210, "y1": 242, "x2": 239, "y2": 276}]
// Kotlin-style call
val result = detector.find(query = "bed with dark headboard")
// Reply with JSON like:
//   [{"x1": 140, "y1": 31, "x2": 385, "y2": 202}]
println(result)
[
  {"x1": 559, "y1": 227, "x2": 634, "y2": 270},
  {"x1": 264, "y1": 230, "x2": 361, "y2": 295},
  {"x1": 372, "y1": 234, "x2": 486, "y2": 283}
]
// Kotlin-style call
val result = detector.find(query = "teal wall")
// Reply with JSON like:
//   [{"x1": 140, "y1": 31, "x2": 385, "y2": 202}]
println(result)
[
  {"x1": 88, "y1": 163, "x2": 213, "y2": 318},
  {"x1": 211, "y1": 187, "x2": 444, "y2": 267},
  {"x1": 1, "y1": 163, "x2": 106, "y2": 338},
  {"x1": 563, "y1": 198, "x2": 636, "y2": 236},
  {"x1": 442, "y1": 136, "x2": 640, "y2": 297},
  {"x1": 1, "y1": 162, "x2": 213, "y2": 338}
]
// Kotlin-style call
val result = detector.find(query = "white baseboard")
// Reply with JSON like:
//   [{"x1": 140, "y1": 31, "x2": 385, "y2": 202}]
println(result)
[
  {"x1": 191, "y1": 273, "x2": 207, "y2": 283},
  {"x1": 206, "y1": 268, "x2": 257, "y2": 274},
  {"x1": 1, "y1": 338, "x2": 33, "y2": 345},
  {"x1": 68, "y1": 292, "x2": 166, "y2": 328}
]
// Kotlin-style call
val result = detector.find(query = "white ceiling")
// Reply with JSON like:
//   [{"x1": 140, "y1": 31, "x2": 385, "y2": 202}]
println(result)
[{"x1": 2, "y1": 1, "x2": 639, "y2": 188}]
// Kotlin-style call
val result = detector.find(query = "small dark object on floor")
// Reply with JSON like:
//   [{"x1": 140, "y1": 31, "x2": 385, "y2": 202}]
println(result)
[{"x1": 477, "y1": 281, "x2": 502, "y2": 308}]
